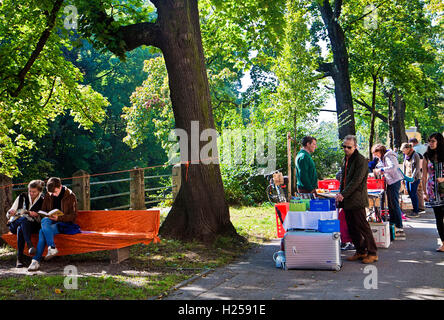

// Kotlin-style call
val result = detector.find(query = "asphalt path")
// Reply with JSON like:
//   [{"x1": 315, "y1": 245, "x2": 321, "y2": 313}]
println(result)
[{"x1": 165, "y1": 209, "x2": 444, "y2": 300}]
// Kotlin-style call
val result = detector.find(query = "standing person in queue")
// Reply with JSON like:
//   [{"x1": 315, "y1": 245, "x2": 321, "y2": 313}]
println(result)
[
  {"x1": 409, "y1": 137, "x2": 426, "y2": 213},
  {"x1": 336, "y1": 135, "x2": 378, "y2": 264},
  {"x1": 422, "y1": 133, "x2": 444, "y2": 252},
  {"x1": 372, "y1": 144, "x2": 406, "y2": 240},
  {"x1": 295, "y1": 136, "x2": 318, "y2": 195},
  {"x1": 401, "y1": 143, "x2": 422, "y2": 218}
]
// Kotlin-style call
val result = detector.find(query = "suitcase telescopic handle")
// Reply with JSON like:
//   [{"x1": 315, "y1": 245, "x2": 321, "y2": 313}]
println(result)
[{"x1": 276, "y1": 207, "x2": 284, "y2": 225}]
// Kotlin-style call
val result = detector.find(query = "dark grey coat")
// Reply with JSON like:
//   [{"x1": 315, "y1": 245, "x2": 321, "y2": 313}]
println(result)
[{"x1": 338, "y1": 149, "x2": 369, "y2": 210}]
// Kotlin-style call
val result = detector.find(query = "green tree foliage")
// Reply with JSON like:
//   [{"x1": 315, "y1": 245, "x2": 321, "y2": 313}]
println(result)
[
  {"x1": 345, "y1": 0, "x2": 443, "y2": 147},
  {"x1": 0, "y1": 0, "x2": 109, "y2": 177}
]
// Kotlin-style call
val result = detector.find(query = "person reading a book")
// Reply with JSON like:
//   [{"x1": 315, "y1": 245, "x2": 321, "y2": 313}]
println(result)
[
  {"x1": 28, "y1": 177, "x2": 80, "y2": 271},
  {"x1": 6, "y1": 180, "x2": 45, "y2": 267}
]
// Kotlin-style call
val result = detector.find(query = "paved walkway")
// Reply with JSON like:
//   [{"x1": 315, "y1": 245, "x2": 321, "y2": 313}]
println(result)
[{"x1": 165, "y1": 209, "x2": 444, "y2": 300}]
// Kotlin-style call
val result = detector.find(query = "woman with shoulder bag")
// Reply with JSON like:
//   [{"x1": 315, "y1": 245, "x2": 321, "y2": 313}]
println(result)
[
  {"x1": 422, "y1": 133, "x2": 444, "y2": 252},
  {"x1": 372, "y1": 144, "x2": 406, "y2": 240},
  {"x1": 401, "y1": 143, "x2": 422, "y2": 218}
]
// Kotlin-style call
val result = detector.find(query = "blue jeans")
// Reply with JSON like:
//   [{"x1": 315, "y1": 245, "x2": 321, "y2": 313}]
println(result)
[
  {"x1": 387, "y1": 180, "x2": 403, "y2": 229},
  {"x1": 33, "y1": 218, "x2": 59, "y2": 262},
  {"x1": 8, "y1": 217, "x2": 40, "y2": 258},
  {"x1": 406, "y1": 179, "x2": 420, "y2": 214}
]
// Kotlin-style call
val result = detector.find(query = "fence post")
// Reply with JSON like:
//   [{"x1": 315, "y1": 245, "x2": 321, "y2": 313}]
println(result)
[
  {"x1": 72, "y1": 170, "x2": 90, "y2": 211},
  {"x1": 0, "y1": 174, "x2": 13, "y2": 238},
  {"x1": 172, "y1": 164, "x2": 181, "y2": 200},
  {"x1": 130, "y1": 168, "x2": 145, "y2": 210}
]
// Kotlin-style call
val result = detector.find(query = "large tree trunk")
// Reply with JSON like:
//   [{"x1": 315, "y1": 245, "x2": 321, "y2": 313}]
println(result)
[
  {"x1": 368, "y1": 74, "x2": 378, "y2": 159},
  {"x1": 153, "y1": 0, "x2": 242, "y2": 243},
  {"x1": 0, "y1": 175, "x2": 13, "y2": 244},
  {"x1": 387, "y1": 93, "x2": 394, "y2": 149},
  {"x1": 317, "y1": 0, "x2": 356, "y2": 139},
  {"x1": 392, "y1": 89, "x2": 408, "y2": 149}
]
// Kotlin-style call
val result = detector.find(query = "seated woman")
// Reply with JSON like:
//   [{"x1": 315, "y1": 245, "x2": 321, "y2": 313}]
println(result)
[{"x1": 6, "y1": 180, "x2": 45, "y2": 267}]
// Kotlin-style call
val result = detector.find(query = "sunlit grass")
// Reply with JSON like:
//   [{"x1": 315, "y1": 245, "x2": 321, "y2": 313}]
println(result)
[{"x1": 0, "y1": 204, "x2": 277, "y2": 299}]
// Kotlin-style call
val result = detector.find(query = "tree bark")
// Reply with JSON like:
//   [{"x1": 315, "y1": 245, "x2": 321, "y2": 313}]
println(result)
[
  {"x1": 387, "y1": 93, "x2": 394, "y2": 149},
  {"x1": 368, "y1": 74, "x2": 378, "y2": 159},
  {"x1": 392, "y1": 89, "x2": 408, "y2": 149},
  {"x1": 317, "y1": 0, "x2": 356, "y2": 139},
  {"x1": 0, "y1": 175, "x2": 13, "y2": 244}
]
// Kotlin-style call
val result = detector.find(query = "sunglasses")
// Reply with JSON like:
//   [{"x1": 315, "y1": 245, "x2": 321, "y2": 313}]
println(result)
[{"x1": 342, "y1": 145, "x2": 353, "y2": 150}]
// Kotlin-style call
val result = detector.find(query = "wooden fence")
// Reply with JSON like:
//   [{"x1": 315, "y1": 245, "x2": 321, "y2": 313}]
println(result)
[{"x1": 1, "y1": 165, "x2": 182, "y2": 221}]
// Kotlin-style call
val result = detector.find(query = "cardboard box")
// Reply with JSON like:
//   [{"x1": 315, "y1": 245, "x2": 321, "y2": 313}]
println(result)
[
  {"x1": 369, "y1": 222, "x2": 391, "y2": 248},
  {"x1": 368, "y1": 196, "x2": 380, "y2": 208},
  {"x1": 401, "y1": 195, "x2": 413, "y2": 210}
]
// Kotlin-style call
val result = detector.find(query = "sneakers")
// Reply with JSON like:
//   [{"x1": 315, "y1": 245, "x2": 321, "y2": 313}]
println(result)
[
  {"x1": 406, "y1": 212, "x2": 420, "y2": 218},
  {"x1": 27, "y1": 259, "x2": 40, "y2": 271},
  {"x1": 341, "y1": 242, "x2": 356, "y2": 251},
  {"x1": 362, "y1": 255, "x2": 379, "y2": 264},
  {"x1": 28, "y1": 246, "x2": 36, "y2": 255},
  {"x1": 395, "y1": 228, "x2": 406, "y2": 240},
  {"x1": 44, "y1": 246, "x2": 58, "y2": 260},
  {"x1": 346, "y1": 253, "x2": 368, "y2": 261}
]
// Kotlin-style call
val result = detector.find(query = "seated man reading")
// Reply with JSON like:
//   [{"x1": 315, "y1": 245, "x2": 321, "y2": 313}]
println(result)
[{"x1": 28, "y1": 177, "x2": 80, "y2": 271}]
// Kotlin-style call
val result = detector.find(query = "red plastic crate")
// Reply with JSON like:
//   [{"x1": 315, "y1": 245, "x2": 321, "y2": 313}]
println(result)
[
  {"x1": 367, "y1": 177, "x2": 385, "y2": 189},
  {"x1": 275, "y1": 203, "x2": 289, "y2": 238},
  {"x1": 318, "y1": 179, "x2": 340, "y2": 191}
]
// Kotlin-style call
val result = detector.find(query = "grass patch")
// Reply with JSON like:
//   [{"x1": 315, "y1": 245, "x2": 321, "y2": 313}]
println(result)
[
  {"x1": 230, "y1": 204, "x2": 276, "y2": 244},
  {"x1": 0, "y1": 204, "x2": 277, "y2": 299},
  {"x1": 0, "y1": 274, "x2": 189, "y2": 300}
]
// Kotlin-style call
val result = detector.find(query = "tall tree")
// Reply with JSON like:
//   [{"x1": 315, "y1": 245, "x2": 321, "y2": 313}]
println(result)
[
  {"x1": 76, "y1": 0, "x2": 242, "y2": 243},
  {"x1": 316, "y1": 0, "x2": 356, "y2": 139}
]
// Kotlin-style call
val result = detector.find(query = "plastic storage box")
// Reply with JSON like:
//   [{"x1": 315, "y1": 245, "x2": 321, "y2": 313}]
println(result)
[
  {"x1": 289, "y1": 202, "x2": 306, "y2": 211},
  {"x1": 318, "y1": 219, "x2": 340, "y2": 233},
  {"x1": 367, "y1": 177, "x2": 385, "y2": 190},
  {"x1": 318, "y1": 179, "x2": 340, "y2": 191},
  {"x1": 309, "y1": 199, "x2": 331, "y2": 211}
]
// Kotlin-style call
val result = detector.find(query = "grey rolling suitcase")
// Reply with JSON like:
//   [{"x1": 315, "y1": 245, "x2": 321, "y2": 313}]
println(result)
[{"x1": 283, "y1": 230, "x2": 342, "y2": 271}]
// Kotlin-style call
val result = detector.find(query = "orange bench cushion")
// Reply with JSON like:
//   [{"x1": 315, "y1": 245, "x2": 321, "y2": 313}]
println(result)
[{"x1": 1, "y1": 210, "x2": 160, "y2": 257}]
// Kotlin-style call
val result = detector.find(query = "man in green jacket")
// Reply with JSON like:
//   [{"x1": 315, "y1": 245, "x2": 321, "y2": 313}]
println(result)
[
  {"x1": 336, "y1": 135, "x2": 378, "y2": 264},
  {"x1": 295, "y1": 136, "x2": 318, "y2": 194}
]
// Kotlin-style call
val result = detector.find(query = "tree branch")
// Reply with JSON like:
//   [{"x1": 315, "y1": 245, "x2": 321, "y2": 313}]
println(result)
[
  {"x1": 334, "y1": 0, "x2": 343, "y2": 19},
  {"x1": 319, "y1": 0, "x2": 334, "y2": 23},
  {"x1": 119, "y1": 22, "x2": 162, "y2": 52},
  {"x1": 41, "y1": 77, "x2": 57, "y2": 109},
  {"x1": 354, "y1": 98, "x2": 387, "y2": 122},
  {"x1": 10, "y1": 0, "x2": 64, "y2": 97},
  {"x1": 343, "y1": 0, "x2": 391, "y2": 32},
  {"x1": 317, "y1": 62, "x2": 334, "y2": 78}
]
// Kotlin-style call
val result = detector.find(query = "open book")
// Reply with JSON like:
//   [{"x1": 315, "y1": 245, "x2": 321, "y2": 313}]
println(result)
[{"x1": 38, "y1": 209, "x2": 64, "y2": 218}]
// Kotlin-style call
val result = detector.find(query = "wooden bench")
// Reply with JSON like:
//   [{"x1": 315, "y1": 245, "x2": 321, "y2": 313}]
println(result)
[{"x1": 1, "y1": 209, "x2": 160, "y2": 264}]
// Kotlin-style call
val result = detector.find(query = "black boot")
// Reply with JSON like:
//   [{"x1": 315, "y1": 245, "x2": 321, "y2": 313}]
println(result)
[{"x1": 16, "y1": 254, "x2": 25, "y2": 268}]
